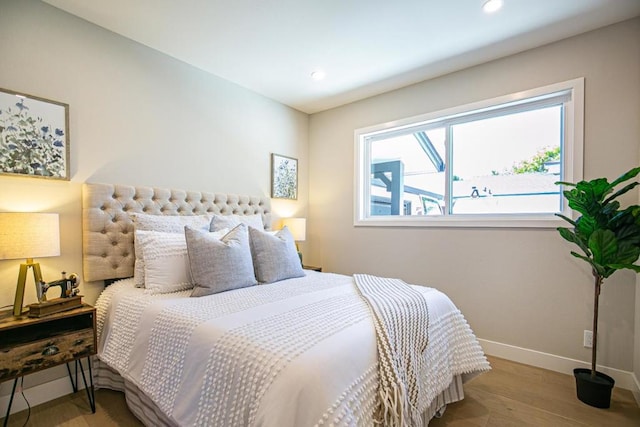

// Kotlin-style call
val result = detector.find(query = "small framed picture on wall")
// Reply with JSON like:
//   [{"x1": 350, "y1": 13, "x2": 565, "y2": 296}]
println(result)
[
  {"x1": 0, "y1": 87, "x2": 70, "y2": 180},
  {"x1": 271, "y1": 153, "x2": 298, "y2": 200}
]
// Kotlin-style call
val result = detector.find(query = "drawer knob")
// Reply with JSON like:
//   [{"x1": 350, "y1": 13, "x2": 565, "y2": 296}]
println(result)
[{"x1": 42, "y1": 345, "x2": 60, "y2": 356}]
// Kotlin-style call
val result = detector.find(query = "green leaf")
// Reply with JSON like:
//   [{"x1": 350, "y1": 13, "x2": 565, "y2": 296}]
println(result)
[
  {"x1": 554, "y1": 213, "x2": 576, "y2": 227},
  {"x1": 614, "y1": 242, "x2": 640, "y2": 265},
  {"x1": 603, "y1": 182, "x2": 639, "y2": 205},
  {"x1": 571, "y1": 251, "x2": 604, "y2": 275},
  {"x1": 609, "y1": 166, "x2": 640, "y2": 188},
  {"x1": 601, "y1": 200, "x2": 620, "y2": 217},
  {"x1": 575, "y1": 215, "x2": 597, "y2": 240},
  {"x1": 614, "y1": 222, "x2": 640, "y2": 246},
  {"x1": 555, "y1": 181, "x2": 577, "y2": 187},
  {"x1": 577, "y1": 178, "x2": 612, "y2": 202},
  {"x1": 609, "y1": 264, "x2": 640, "y2": 273},
  {"x1": 558, "y1": 227, "x2": 583, "y2": 247},
  {"x1": 557, "y1": 226, "x2": 571, "y2": 237},
  {"x1": 567, "y1": 195, "x2": 595, "y2": 216},
  {"x1": 589, "y1": 229, "x2": 617, "y2": 266},
  {"x1": 558, "y1": 224, "x2": 591, "y2": 256}
]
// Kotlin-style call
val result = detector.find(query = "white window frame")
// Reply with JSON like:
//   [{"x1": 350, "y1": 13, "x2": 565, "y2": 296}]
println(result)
[{"x1": 354, "y1": 78, "x2": 584, "y2": 228}]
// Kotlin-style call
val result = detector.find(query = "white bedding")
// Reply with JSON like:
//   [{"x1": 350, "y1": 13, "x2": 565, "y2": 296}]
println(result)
[{"x1": 95, "y1": 272, "x2": 489, "y2": 426}]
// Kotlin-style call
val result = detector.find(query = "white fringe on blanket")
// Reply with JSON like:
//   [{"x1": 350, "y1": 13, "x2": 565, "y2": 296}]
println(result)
[{"x1": 353, "y1": 274, "x2": 430, "y2": 427}]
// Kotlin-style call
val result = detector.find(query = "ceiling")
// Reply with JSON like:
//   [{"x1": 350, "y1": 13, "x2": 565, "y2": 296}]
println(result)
[{"x1": 43, "y1": 0, "x2": 640, "y2": 114}]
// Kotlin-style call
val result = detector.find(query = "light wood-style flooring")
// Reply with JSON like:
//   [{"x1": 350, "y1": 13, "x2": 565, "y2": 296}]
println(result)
[
  {"x1": 1, "y1": 356, "x2": 638, "y2": 426},
  {"x1": 430, "y1": 357, "x2": 639, "y2": 426}
]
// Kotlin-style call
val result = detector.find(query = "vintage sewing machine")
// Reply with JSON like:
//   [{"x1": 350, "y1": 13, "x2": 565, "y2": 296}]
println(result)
[
  {"x1": 28, "y1": 272, "x2": 82, "y2": 317},
  {"x1": 36, "y1": 271, "x2": 80, "y2": 302}
]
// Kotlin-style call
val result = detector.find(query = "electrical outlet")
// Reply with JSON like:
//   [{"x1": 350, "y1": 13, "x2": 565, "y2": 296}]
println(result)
[{"x1": 583, "y1": 330, "x2": 593, "y2": 348}]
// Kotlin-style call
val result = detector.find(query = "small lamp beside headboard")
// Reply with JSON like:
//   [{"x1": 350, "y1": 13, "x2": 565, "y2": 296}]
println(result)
[{"x1": 0, "y1": 212, "x2": 60, "y2": 316}]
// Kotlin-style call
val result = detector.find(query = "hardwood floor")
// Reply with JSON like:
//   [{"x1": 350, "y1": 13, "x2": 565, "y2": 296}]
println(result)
[
  {"x1": 431, "y1": 357, "x2": 640, "y2": 426},
  {"x1": 1, "y1": 356, "x2": 638, "y2": 426},
  {"x1": 1, "y1": 388, "x2": 141, "y2": 427}
]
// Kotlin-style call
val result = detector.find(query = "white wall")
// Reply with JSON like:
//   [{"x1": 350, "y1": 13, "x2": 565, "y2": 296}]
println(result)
[
  {"x1": 0, "y1": 0, "x2": 638, "y2": 408},
  {"x1": 308, "y1": 18, "x2": 640, "y2": 372},
  {"x1": 0, "y1": 0, "x2": 308, "y2": 397}
]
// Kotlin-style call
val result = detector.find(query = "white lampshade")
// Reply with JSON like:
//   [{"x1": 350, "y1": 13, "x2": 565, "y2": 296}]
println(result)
[
  {"x1": 0, "y1": 212, "x2": 60, "y2": 260},
  {"x1": 281, "y1": 218, "x2": 306, "y2": 241}
]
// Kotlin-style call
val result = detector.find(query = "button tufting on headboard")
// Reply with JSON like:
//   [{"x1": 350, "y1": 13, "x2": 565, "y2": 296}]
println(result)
[{"x1": 82, "y1": 183, "x2": 272, "y2": 282}]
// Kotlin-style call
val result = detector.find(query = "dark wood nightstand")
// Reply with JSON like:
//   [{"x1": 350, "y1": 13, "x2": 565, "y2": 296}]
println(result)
[
  {"x1": 0, "y1": 304, "x2": 97, "y2": 426},
  {"x1": 303, "y1": 265, "x2": 322, "y2": 272}
]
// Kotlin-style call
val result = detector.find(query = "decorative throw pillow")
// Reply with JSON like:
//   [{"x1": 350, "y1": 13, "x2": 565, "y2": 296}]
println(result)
[
  {"x1": 248, "y1": 226, "x2": 305, "y2": 284},
  {"x1": 132, "y1": 212, "x2": 213, "y2": 233},
  {"x1": 134, "y1": 228, "x2": 227, "y2": 292},
  {"x1": 209, "y1": 214, "x2": 264, "y2": 232},
  {"x1": 135, "y1": 231, "x2": 193, "y2": 294},
  {"x1": 186, "y1": 224, "x2": 257, "y2": 297},
  {"x1": 132, "y1": 213, "x2": 212, "y2": 287}
]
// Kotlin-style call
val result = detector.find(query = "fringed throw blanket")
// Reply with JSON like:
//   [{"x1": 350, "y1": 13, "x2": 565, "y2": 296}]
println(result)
[{"x1": 354, "y1": 274, "x2": 430, "y2": 427}]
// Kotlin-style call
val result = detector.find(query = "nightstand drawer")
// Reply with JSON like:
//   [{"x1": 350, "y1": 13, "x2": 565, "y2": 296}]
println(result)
[{"x1": 0, "y1": 327, "x2": 95, "y2": 381}]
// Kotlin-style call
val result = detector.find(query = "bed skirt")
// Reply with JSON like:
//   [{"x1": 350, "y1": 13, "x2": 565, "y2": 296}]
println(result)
[
  {"x1": 94, "y1": 358, "x2": 174, "y2": 427},
  {"x1": 93, "y1": 357, "x2": 467, "y2": 426}
]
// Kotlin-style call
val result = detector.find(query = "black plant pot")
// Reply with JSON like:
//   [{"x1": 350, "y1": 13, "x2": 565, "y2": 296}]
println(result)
[{"x1": 573, "y1": 368, "x2": 615, "y2": 408}]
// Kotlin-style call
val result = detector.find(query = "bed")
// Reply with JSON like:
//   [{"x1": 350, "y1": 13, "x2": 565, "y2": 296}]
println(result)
[{"x1": 83, "y1": 182, "x2": 490, "y2": 426}]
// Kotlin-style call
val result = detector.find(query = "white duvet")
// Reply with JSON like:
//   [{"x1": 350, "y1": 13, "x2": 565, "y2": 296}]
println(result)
[{"x1": 95, "y1": 271, "x2": 489, "y2": 426}]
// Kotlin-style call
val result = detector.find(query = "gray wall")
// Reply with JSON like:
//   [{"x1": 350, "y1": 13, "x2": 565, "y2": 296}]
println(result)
[
  {"x1": 308, "y1": 18, "x2": 640, "y2": 371},
  {"x1": 0, "y1": 0, "x2": 308, "y2": 396}
]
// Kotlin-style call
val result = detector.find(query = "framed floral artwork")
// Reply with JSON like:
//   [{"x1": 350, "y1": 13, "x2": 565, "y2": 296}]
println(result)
[
  {"x1": 271, "y1": 153, "x2": 298, "y2": 200},
  {"x1": 0, "y1": 88, "x2": 70, "y2": 180}
]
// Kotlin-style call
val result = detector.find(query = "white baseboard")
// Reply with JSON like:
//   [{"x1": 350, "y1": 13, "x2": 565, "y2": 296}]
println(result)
[
  {"x1": 0, "y1": 370, "x2": 88, "y2": 417},
  {"x1": 632, "y1": 373, "x2": 640, "y2": 406},
  {"x1": 479, "y1": 338, "x2": 639, "y2": 399}
]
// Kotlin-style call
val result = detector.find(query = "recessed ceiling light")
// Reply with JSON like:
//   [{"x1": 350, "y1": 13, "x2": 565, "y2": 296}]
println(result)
[
  {"x1": 482, "y1": 0, "x2": 503, "y2": 13},
  {"x1": 310, "y1": 70, "x2": 326, "y2": 81}
]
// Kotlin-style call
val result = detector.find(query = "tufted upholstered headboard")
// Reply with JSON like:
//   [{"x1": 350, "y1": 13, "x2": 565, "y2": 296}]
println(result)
[{"x1": 82, "y1": 183, "x2": 272, "y2": 282}]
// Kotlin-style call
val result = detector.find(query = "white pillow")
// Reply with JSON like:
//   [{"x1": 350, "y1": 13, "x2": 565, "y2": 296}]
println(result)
[
  {"x1": 210, "y1": 214, "x2": 264, "y2": 232},
  {"x1": 136, "y1": 231, "x2": 192, "y2": 294},
  {"x1": 135, "y1": 228, "x2": 228, "y2": 294},
  {"x1": 132, "y1": 213, "x2": 212, "y2": 287}
]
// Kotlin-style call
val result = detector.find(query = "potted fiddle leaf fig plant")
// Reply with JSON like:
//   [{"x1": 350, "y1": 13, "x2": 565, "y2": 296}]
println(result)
[{"x1": 555, "y1": 166, "x2": 640, "y2": 408}]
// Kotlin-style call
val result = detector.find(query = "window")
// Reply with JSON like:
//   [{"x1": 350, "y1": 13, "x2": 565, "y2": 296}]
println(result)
[{"x1": 355, "y1": 78, "x2": 584, "y2": 227}]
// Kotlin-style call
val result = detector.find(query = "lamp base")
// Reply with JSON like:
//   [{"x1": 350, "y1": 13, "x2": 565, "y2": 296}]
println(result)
[{"x1": 13, "y1": 260, "x2": 43, "y2": 317}]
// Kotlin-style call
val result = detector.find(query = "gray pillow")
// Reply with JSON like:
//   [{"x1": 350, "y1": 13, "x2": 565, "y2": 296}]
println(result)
[
  {"x1": 249, "y1": 226, "x2": 305, "y2": 284},
  {"x1": 210, "y1": 213, "x2": 264, "y2": 232},
  {"x1": 185, "y1": 224, "x2": 257, "y2": 297}
]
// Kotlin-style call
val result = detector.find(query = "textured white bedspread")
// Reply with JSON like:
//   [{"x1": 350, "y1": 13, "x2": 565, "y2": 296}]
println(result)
[{"x1": 95, "y1": 272, "x2": 489, "y2": 426}]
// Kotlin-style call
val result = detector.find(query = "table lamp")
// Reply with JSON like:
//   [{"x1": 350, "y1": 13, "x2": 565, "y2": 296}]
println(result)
[
  {"x1": 0, "y1": 213, "x2": 60, "y2": 316},
  {"x1": 281, "y1": 218, "x2": 306, "y2": 264}
]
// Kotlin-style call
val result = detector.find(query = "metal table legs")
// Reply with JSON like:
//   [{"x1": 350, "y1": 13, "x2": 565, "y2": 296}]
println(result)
[
  {"x1": 66, "y1": 357, "x2": 95, "y2": 413},
  {"x1": 2, "y1": 357, "x2": 95, "y2": 426}
]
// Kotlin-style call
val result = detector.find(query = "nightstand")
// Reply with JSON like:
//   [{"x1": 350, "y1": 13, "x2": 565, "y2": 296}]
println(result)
[
  {"x1": 303, "y1": 265, "x2": 322, "y2": 272},
  {"x1": 0, "y1": 305, "x2": 97, "y2": 426}
]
